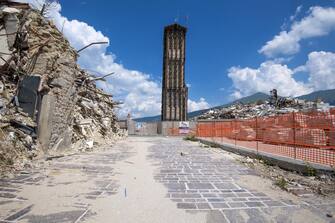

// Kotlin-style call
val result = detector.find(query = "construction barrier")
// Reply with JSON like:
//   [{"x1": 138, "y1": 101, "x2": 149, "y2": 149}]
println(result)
[{"x1": 196, "y1": 109, "x2": 335, "y2": 167}]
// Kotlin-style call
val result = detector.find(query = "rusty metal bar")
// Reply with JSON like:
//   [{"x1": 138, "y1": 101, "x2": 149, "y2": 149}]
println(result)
[{"x1": 77, "y1": 41, "x2": 108, "y2": 53}]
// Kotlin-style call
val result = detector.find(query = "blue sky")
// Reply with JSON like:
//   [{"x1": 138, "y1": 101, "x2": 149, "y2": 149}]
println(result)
[{"x1": 23, "y1": 0, "x2": 335, "y2": 118}]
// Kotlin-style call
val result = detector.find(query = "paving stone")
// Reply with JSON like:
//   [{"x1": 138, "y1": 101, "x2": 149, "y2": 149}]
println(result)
[
  {"x1": 86, "y1": 191, "x2": 102, "y2": 196},
  {"x1": 220, "y1": 190, "x2": 232, "y2": 193},
  {"x1": 248, "y1": 197, "x2": 262, "y2": 201},
  {"x1": 186, "y1": 190, "x2": 197, "y2": 193},
  {"x1": 0, "y1": 188, "x2": 17, "y2": 192},
  {"x1": 196, "y1": 203, "x2": 211, "y2": 209},
  {"x1": 164, "y1": 183, "x2": 186, "y2": 190},
  {"x1": 202, "y1": 193, "x2": 217, "y2": 198},
  {"x1": 5, "y1": 204, "x2": 33, "y2": 221},
  {"x1": 258, "y1": 197, "x2": 272, "y2": 201},
  {"x1": 184, "y1": 199, "x2": 196, "y2": 202},
  {"x1": 171, "y1": 198, "x2": 183, "y2": 202},
  {"x1": 208, "y1": 198, "x2": 226, "y2": 202},
  {"x1": 263, "y1": 200, "x2": 285, "y2": 207},
  {"x1": 217, "y1": 193, "x2": 236, "y2": 198},
  {"x1": 160, "y1": 170, "x2": 180, "y2": 173},
  {"x1": 171, "y1": 193, "x2": 201, "y2": 198},
  {"x1": 232, "y1": 189, "x2": 246, "y2": 192},
  {"x1": 251, "y1": 192, "x2": 267, "y2": 197},
  {"x1": 231, "y1": 197, "x2": 247, "y2": 202},
  {"x1": 211, "y1": 202, "x2": 229, "y2": 209},
  {"x1": 282, "y1": 200, "x2": 298, "y2": 205},
  {"x1": 21, "y1": 210, "x2": 86, "y2": 223},
  {"x1": 245, "y1": 201, "x2": 265, "y2": 207},
  {"x1": 0, "y1": 193, "x2": 16, "y2": 199},
  {"x1": 214, "y1": 183, "x2": 239, "y2": 190},
  {"x1": 227, "y1": 202, "x2": 248, "y2": 208},
  {"x1": 149, "y1": 138, "x2": 335, "y2": 221},
  {"x1": 195, "y1": 199, "x2": 207, "y2": 202},
  {"x1": 236, "y1": 192, "x2": 253, "y2": 197},
  {"x1": 177, "y1": 203, "x2": 197, "y2": 209}
]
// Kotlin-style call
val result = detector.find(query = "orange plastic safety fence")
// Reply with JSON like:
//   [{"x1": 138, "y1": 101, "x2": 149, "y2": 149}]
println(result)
[{"x1": 196, "y1": 109, "x2": 335, "y2": 167}]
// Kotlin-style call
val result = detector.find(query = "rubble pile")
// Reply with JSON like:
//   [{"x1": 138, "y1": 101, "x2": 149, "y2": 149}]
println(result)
[
  {"x1": 72, "y1": 74, "x2": 123, "y2": 151},
  {"x1": 0, "y1": 1, "x2": 123, "y2": 173},
  {"x1": 197, "y1": 91, "x2": 332, "y2": 120}
]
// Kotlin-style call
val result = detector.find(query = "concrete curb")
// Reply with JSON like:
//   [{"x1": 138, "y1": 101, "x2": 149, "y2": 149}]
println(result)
[{"x1": 196, "y1": 138, "x2": 334, "y2": 175}]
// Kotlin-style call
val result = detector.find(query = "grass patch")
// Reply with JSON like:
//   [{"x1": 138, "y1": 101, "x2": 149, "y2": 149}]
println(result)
[
  {"x1": 206, "y1": 141, "x2": 220, "y2": 148},
  {"x1": 255, "y1": 155, "x2": 274, "y2": 166},
  {"x1": 305, "y1": 163, "x2": 316, "y2": 176},
  {"x1": 275, "y1": 177, "x2": 288, "y2": 190},
  {"x1": 183, "y1": 135, "x2": 197, "y2": 142}
]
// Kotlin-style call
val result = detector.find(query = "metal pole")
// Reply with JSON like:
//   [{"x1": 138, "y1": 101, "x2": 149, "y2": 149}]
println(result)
[
  {"x1": 234, "y1": 119, "x2": 237, "y2": 147},
  {"x1": 255, "y1": 116, "x2": 258, "y2": 154},
  {"x1": 221, "y1": 121, "x2": 223, "y2": 144},
  {"x1": 77, "y1": 41, "x2": 109, "y2": 53},
  {"x1": 212, "y1": 121, "x2": 215, "y2": 141},
  {"x1": 293, "y1": 112, "x2": 297, "y2": 159}
]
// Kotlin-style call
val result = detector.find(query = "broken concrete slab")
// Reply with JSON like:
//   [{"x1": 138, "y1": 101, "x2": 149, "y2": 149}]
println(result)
[
  {"x1": 1, "y1": 6, "x2": 21, "y2": 14},
  {"x1": 0, "y1": 27, "x2": 12, "y2": 67},
  {"x1": 4, "y1": 13, "x2": 19, "y2": 49}
]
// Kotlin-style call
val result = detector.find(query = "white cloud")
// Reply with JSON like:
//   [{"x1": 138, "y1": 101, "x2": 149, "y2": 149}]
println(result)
[
  {"x1": 259, "y1": 6, "x2": 335, "y2": 57},
  {"x1": 228, "y1": 61, "x2": 312, "y2": 99},
  {"x1": 228, "y1": 51, "x2": 335, "y2": 99},
  {"x1": 16, "y1": 0, "x2": 210, "y2": 118},
  {"x1": 299, "y1": 51, "x2": 335, "y2": 91},
  {"x1": 290, "y1": 5, "x2": 303, "y2": 22},
  {"x1": 188, "y1": 98, "x2": 210, "y2": 112}
]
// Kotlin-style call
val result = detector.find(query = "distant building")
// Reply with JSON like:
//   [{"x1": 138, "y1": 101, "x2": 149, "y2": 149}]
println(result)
[{"x1": 161, "y1": 23, "x2": 188, "y2": 121}]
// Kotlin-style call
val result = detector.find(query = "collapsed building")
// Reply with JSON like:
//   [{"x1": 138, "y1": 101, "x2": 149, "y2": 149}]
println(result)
[
  {"x1": 196, "y1": 90, "x2": 332, "y2": 120},
  {"x1": 0, "y1": 1, "x2": 122, "y2": 172}
]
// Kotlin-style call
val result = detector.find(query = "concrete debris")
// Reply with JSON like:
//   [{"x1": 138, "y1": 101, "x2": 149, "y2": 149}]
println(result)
[
  {"x1": 238, "y1": 155, "x2": 335, "y2": 196},
  {"x1": 197, "y1": 89, "x2": 332, "y2": 120},
  {"x1": 1, "y1": 6, "x2": 21, "y2": 14},
  {"x1": 0, "y1": 1, "x2": 124, "y2": 175}
]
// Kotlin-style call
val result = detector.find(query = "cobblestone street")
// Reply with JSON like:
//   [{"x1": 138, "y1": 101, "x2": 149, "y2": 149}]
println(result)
[{"x1": 0, "y1": 137, "x2": 334, "y2": 223}]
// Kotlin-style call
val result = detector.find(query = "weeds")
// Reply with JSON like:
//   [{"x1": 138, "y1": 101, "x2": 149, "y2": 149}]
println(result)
[
  {"x1": 183, "y1": 135, "x2": 197, "y2": 142},
  {"x1": 305, "y1": 163, "x2": 316, "y2": 176},
  {"x1": 255, "y1": 155, "x2": 274, "y2": 166},
  {"x1": 275, "y1": 177, "x2": 288, "y2": 190}
]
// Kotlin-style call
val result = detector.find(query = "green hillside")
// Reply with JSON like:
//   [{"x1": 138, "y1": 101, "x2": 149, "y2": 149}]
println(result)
[
  {"x1": 134, "y1": 89, "x2": 335, "y2": 122},
  {"x1": 297, "y1": 89, "x2": 335, "y2": 105}
]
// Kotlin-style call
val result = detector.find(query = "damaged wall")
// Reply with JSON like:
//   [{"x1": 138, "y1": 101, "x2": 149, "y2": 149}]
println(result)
[
  {"x1": 0, "y1": 1, "x2": 122, "y2": 172},
  {"x1": 23, "y1": 11, "x2": 80, "y2": 150}
]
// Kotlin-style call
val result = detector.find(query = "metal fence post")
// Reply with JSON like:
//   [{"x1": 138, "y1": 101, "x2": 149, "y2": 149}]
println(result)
[
  {"x1": 221, "y1": 121, "x2": 223, "y2": 143},
  {"x1": 212, "y1": 121, "x2": 214, "y2": 142},
  {"x1": 234, "y1": 119, "x2": 237, "y2": 147},
  {"x1": 255, "y1": 116, "x2": 258, "y2": 154},
  {"x1": 293, "y1": 112, "x2": 297, "y2": 159}
]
